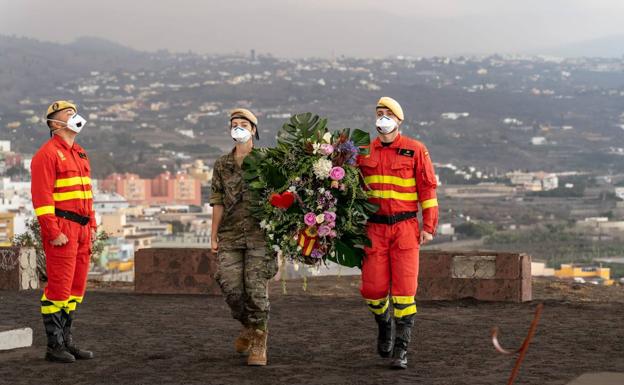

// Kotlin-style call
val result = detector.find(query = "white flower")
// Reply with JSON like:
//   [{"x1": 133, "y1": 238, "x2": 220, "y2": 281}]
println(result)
[
  {"x1": 293, "y1": 262, "x2": 300, "y2": 272},
  {"x1": 312, "y1": 142, "x2": 321, "y2": 154},
  {"x1": 312, "y1": 158, "x2": 333, "y2": 179},
  {"x1": 268, "y1": 233, "x2": 274, "y2": 240},
  {"x1": 272, "y1": 245, "x2": 281, "y2": 252},
  {"x1": 318, "y1": 187, "x2": 326, "y2": 194},
  {"x1": 260, "y1": 220, "x2": 268, "y2": 229},
  {"x1": 288, "y1": 185, "x2": 297, "y2": 192},
  {"x1": 322, "y1": 132, "x2": 332, "y2": 144},
  {"x1": 316, "y1": 213, "x2": 325, "y2": 224}
]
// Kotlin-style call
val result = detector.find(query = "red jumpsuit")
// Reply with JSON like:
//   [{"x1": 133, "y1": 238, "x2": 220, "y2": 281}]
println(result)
[
  {"x1": 31, "y1": 135, "x2": 96, "y2": 315},
  {"x1": 358, "y1": 134, "x2": 438, "y2": 318}
]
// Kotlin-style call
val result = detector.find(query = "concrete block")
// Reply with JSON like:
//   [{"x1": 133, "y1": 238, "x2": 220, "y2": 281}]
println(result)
[
  {"x1": 452, "y1": 255, "x2": 497, "y2": 279},
  {"x1": 135, "y1": 248, "x2": 220, "y2": 295},
  {"x1": 0, "y1": 327, "x2": 33, "y2": 351},
  {"x1": 419, "y1": 251, "x2": 532, "y2": 302},
  {"x1": 419, "y1": 252, "x2": 452, "y2": 278},
  {"x1": 0, "y1": 247, "x2": 39, "y2": 291}
]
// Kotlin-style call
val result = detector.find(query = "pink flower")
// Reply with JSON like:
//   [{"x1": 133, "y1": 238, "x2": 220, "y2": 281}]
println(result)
[
  {"x1": 329, "y1": 230, "x2": 337, "y2": 238},
  {"x1": 339, "y1": 183, "x2": 346, "y2": 191},
  {"x1": 329, "y1": 166, "x2": 345, "y2": 181},
  {"x1": 304, "y1": 212, "x2": 317, "y2": 226},
  {"x1": 318, "y1": 225, "x2": 332, "y2": 237},
  {"x1": 324, "y1": 211, "x2": 336, "y2": 223},
  {"x1": 320, "y1": 143, "x2": 334, "y2": 155},
  {"x1": 327, "y1": 221, "x2": 336, "y2": 228}
]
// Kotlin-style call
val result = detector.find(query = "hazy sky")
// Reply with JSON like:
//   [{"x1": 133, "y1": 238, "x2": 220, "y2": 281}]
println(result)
[{"x1": 1, "y1": 0, "x2": 623, "y2": 57}]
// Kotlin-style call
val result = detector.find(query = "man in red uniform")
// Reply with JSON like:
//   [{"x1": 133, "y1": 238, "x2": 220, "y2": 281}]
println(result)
[
  {"x1": 31, "y1": 100, "x2": 96, "y2": 363},
  {"x1": 358, "y1": 96, "x2": 439, "y2": 369}
]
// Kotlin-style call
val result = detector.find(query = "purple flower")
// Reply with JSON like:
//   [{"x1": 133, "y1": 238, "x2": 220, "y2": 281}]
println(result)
[
  {"x1": 320, "y1": 143, "x2": 334, "y2": 155},
  {"x1": 318, "y1": 225, "x2": 332, "y2": 237},
  {"x1": 337, "y1": 140, "x2": 359, "y2": 165},
  {"x1": 329, "y1": 166, "x2": 345, "y2": 181},
  {"x1": 304, "y1": 212, "x2": 317, "y2": 226},
  {"x1": 324, "y1": 211, "x2": 336, "y2": 223},
  {"x1": 310, "y1": 249, "x2": 324, "y2": 259}
]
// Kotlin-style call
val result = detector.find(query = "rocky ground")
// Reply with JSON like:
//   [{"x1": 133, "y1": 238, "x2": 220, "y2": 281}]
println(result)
[{"x1": 1, "y1": 277, "x2": 623, "y2": 385}]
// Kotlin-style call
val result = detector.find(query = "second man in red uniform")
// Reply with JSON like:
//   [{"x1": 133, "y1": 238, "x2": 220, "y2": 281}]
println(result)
[{"x1": 358, "y1": 97, "x2": 439, "y2": 369}]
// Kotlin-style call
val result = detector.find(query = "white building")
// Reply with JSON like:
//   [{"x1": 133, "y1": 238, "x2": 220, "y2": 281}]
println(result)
[
  {"x1": 506, "y1": 171, "x2": 558, "y2": 191},
  {"x1": 93, "y1": 192, "x2": 130, "y2": 214},
  {"x1": 0, "y1": 140, "x2": 11, "y2": 153},
  {"x1": 441, "y1": 112, "x2": 470, "y2": 120}
]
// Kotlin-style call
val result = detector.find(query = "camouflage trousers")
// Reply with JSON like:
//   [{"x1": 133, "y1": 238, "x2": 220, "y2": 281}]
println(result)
[{"x1": 215, "y1": 247, "x2": 278, "y2": 331}]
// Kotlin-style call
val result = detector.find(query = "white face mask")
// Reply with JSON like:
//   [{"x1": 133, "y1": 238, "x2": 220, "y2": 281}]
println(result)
[
  {"x1": 66, "y1": 114, "x2": 87, "y2": 134},
  {"x1": 231, "y1": 126, "x2": 252, "y2": 143},
  {"x1": 375, "y1": 115, "x2": 397, "y2": 134},
  {"x1": 47, "y1": 113, "x2": 87, "y2": 134}
]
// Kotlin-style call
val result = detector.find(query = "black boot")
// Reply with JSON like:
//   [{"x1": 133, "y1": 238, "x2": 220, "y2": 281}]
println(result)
[
  {"x1": 43, "y1": 312, "x2": 75, "y2": 363},
  {"x1": 391, "y1": 315, "x2": 415, "y2": 369},
  {"x1": 62, "y1": 311, "x2": 94, "y2": 360},
  {"x1": 374, "y1": 309, "x2": 395, "y2": 358}
]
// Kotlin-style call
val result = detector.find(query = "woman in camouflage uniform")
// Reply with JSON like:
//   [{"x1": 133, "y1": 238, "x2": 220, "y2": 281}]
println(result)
[{"x1": 210, "y1": 108, "x2": 278, "y2": 366}]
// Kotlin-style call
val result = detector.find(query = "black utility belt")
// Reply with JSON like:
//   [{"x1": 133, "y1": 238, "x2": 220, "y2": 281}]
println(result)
[
  {"x1": 368, "y1": 211, "x2": 418, "y2": 225},
  {"x1": 55, "y1": 209, "x2": 90, "y2": 226}
]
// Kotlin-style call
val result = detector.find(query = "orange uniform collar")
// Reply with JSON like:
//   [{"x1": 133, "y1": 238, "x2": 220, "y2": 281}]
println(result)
[{"x1": 373, "y1": 134, "x2": 403, "y2": 149}]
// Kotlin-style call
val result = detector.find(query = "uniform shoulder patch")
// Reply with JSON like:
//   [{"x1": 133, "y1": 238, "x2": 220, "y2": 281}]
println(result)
[{"x1": 397, "y1": 148, "x2": 415, "y2": 157}]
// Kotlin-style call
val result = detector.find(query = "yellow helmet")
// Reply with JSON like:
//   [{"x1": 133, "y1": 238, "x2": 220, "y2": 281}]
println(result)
[
  {"x1": 376, "y1": 96, "x2": 404, "y2": 121},
  {"x1": 46, "y1": 100, "x2": 77, "y2": 119}
]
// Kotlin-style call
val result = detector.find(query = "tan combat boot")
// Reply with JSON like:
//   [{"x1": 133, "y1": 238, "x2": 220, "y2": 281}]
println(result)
[
  {"x1": 247, "y1": 329, "x2": 268, "y2": 366},
  {"x1": 234, "y1": 327, "x2": 253, "y2": 354}
]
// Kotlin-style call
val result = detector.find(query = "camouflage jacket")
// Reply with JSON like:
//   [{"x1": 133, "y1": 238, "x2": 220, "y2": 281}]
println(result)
[{"x1": 210, "y1": 150, "x2": 266, "y2": 250}]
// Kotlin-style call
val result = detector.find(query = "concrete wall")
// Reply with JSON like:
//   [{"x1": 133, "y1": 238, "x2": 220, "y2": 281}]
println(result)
[
  {"x1": 135, "y1": 248, "x2": 220, "y2": 295},
  {"x1": 135, "y1": 248, "x2": 531, "y2": 302},
  {"x1": 418, "y1": 251, "x2": 531, "y2": 302}
]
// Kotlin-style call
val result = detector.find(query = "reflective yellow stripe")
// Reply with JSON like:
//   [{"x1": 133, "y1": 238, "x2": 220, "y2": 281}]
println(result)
[
  {"x1": 366, "y1": 297, "x2": 388, "y2": 306},
  {"x1": 55, "y1": 176, "x2": 91, "y2": 188},
  {"x1": 69, "y1": 295, "x2": 84, "y2": 303},
  {"x1": 41, "y1": 293, "x2": 70, "y2": 314},
  {"x1": 35, "y1": 205, "x2": 55, "y2": 216},
  {"x1": 364, "y1": 175, "x2": 416, "y2": 187},
  {"x1": 66, "y1": 302, "x2": 77, "y2": 312},
  {"x1": 421, "y1": 198, "x2": 438, "y2": 209},
  {"x1": 41, "y1": 305, "x2": 62, "y2": 314},
  {"x1": 392, "y1": 296, "x2": 415, "y2": 305},
  {"x1": 366, "y1": 297, "x2": 390, "y2": 315},
  {"x1": 53, "y1": 190, "x2": 93, "y2": 201},
  {"x1": 368, "y1": 190, "x2": 419, "y2": 201},
  {"x1": 394, "y1": 304, "x2": 417, "y2": 318}
]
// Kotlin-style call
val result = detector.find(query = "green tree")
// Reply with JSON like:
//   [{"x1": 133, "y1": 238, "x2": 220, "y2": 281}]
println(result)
[{"x1": 455, "y1": 221, "x2": 497, "y2": 238}]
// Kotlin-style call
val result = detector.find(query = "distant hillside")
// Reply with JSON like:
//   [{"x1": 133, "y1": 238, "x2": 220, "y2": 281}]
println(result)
[
  {"x1": 540, "y1": 34, "x2": 624, "y2": 58},
  {"x1": 0, "y1": 35, "x2": 152, "y2": 106}
]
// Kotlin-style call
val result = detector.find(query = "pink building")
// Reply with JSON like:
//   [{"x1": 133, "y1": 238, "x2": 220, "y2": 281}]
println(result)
[{"x1": 100, "y1": 172, "x2": 201, "y2": 206}]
